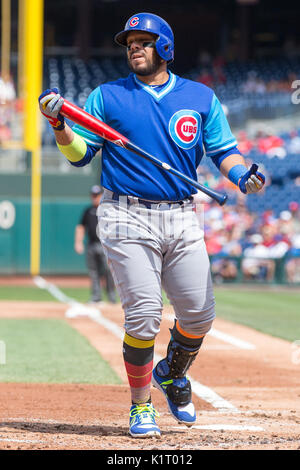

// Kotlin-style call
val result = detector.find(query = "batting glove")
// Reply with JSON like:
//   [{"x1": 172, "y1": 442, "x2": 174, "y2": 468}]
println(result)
[
  {"x1": 38, "y1": 87, "x2": 65, "y2": 130},
  {"x1": 238, "y1": 164, "x2": 265, "y2": 194}
]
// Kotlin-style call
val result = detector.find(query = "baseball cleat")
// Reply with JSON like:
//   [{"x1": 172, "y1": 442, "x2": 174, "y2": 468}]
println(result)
[
  {"x1": 129, "y1": 403, "x2": 161, "y2": 438},
  {"x1": 152, "y1": 360, "x2": 196, "y2": 427}
]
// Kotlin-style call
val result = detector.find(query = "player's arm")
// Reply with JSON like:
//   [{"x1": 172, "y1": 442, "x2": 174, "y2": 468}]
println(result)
[
  {"x1": 203, "y1": 93, "x2": 265, "y2": 194},
  {"x1": 213, "y1": 151, "x2": 265, "y2": 194},
  {"x1": 38, "y1": 88, "x2": 101, "y2": 166},
  {"x1": 220, "y1": 154, "x2": 265, "y2": 194},
  {"x1": 74, "y1": 224, "x2": 85, "y2": 254},
  {"x1": 74, "y1": 207, "x2": 90, "y2": 254}
]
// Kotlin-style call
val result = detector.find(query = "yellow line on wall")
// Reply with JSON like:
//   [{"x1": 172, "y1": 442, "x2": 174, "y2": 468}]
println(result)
[{"x1": 23, "y1": 0, "x2": 44, "y2": 275}]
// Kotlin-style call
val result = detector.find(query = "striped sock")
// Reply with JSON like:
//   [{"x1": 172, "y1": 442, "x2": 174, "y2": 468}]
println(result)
[{"x1": 123, "y1": 332, "x2": 154, "y2": 404}]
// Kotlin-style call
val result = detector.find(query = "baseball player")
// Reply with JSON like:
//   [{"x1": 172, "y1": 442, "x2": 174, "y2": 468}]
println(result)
[{"x1": 38, "y1": 12, "x2": 265, "y2": 439}]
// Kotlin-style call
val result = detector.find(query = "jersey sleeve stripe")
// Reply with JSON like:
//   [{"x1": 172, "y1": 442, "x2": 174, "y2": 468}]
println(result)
[
  {"x1": 73, "y1": 127, "x2": 103, "y2": 148},
  {"x1": 205, "y1": 141, "x2": 238, "y2": 156}
]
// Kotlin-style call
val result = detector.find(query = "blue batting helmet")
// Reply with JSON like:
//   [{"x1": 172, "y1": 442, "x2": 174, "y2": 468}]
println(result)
[{"x1": 114, "y1": 13, "x2": 174, "y2": 63}]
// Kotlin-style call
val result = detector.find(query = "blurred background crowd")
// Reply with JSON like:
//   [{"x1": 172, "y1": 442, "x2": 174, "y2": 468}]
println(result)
[{"x1": 199, "y1": 197, "x2": 300, "y2": 284}]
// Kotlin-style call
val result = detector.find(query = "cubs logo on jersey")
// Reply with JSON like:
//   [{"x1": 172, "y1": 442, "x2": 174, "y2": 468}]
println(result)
[{"x1": 169, "y1": 110, "x2": 201, "y2": 150}]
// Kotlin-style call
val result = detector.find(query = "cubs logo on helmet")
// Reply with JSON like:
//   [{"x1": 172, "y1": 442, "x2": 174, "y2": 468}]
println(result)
[
  {"x1": 169, "y1": 110, "x2": 201, "y2": 149},
  {"x1": 129, "y1": 17, "x2": 139, "y2": 27}
]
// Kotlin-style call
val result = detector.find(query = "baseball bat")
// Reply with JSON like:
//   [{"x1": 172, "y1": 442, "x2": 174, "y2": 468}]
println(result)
[{"x1": 61, "y1": 100, "x2": 228, "y2": 206}]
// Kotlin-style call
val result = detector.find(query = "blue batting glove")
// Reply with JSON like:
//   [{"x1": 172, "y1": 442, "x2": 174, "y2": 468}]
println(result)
[{"x1": 239, "y1": 164, "x2": 265, "y2": 194}]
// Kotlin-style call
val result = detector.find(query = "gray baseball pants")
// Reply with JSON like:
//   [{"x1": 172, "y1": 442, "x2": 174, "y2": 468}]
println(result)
[{"x1": 98, "y1": 190, "x2": 215, "y2": 340}]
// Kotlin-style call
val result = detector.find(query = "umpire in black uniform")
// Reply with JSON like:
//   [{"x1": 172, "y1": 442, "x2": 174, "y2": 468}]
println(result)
[{"x1": 74, "y1": 185, "x2": 116, "y2": 304}]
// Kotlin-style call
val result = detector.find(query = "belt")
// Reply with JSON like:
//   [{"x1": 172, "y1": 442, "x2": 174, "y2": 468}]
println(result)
[{"x1": 111, "y1": 192, "x2": 194, "y2": 210}]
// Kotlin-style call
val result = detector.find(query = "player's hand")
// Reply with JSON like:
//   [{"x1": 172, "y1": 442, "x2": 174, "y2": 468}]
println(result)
[
  {"x1": 75, "y1": 241, "x2": 84, "y2": 254},
  {"x1": 38, "y1": 87, "x2": 65, "y2": 130},
  {"x1": 238, "y1": 164, "x2": 265, "y2": 194}
]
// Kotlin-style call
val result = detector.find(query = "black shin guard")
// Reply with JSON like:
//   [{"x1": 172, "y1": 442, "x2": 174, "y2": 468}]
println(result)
[
  {"x1": 167, "y1": 321, "x2": 204, "y2": 379},
  {"x1": 154, "y1": 323, "x2": 204, "y2": 407},
  {"x1": 166, "y1": 340, "x2": 199, "y2": 379}
]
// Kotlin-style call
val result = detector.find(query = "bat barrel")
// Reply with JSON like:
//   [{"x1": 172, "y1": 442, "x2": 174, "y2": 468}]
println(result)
[{"x1": 61, "y1": 100, "x2": 129, "y2": 146}]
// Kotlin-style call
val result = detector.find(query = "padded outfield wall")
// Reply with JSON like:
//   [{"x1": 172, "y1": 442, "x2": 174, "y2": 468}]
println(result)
[{"x1": 0, "y1": 173, "x2": 99, "y2": 274}]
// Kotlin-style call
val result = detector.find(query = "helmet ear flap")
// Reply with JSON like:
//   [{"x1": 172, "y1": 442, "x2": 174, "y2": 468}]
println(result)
[{"x1": 156, "y1": 34, "x2": 174, "y2": 63}]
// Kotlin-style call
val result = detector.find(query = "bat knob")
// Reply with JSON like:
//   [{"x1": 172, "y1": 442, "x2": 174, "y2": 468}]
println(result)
[
  {"x1": 249, "y1": 163, "x2": 258, "y2": 175},
  {"x1": 219, "y1": 193, "x2": 228, "y2": 206}
]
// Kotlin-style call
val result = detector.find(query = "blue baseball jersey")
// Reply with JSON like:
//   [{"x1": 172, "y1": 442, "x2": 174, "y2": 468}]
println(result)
[{"x1": 73, "y1": 71, "x2": 237, "y2": 201}]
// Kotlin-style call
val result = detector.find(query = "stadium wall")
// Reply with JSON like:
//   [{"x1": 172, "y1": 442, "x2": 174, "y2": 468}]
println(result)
[{"x1": 0, "y1": 173, "x2": 96, "y2": 275}]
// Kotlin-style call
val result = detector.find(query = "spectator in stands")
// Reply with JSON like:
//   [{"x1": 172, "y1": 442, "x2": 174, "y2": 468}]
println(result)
[
  {"x1": 260, "y1": 223, "x2": 290, "y2": 281},
  {"x1": 287, "y1": 131, "x2": 300, "y2": 154},
  {"x1": 212, "y1": 56, "x2": 226, "y2": 84},
  {"x1": 283, "y1": 203, "x2": 300, "y2": 283},
  {"x1": 74, "y1": 185, "x2": 117, "y2": 305},
  {"x1": 289, "y1": 202, "x2": 300, "y2": 233},
  {"x1": 215, "y1": 225, "x2": 243, "y2": 282},
  {"x1": 205, "y1": 220, "x2": 224, "y2": 256},
  {"x1": 0, "y1": 73, "x2": 16, "y2": 104},
  {"x1": 235, "y1": 201, "x2": 255, "y2": 232},
  {"x1": 237, "y1": 131, "x2": 253, "y2": 156},
  {"x1": 0, "y1": 73, "x2": 16, "y2": 143},
  {"x1": 242, "y1": 233, "x2": 275, "y2": 281},
  {"x1": 0, "y1": 121, "x2": 11, "y2": 143},
  {"x1": 196, "y1": 68, "x2": 214, "y2": 88},
  {"x1": 278, "y1": 211, "x2": 294, "y2": 238},
  {"x1": 285, "y1": 234, "x2": 300, "y2": 283},
  {"x1": 256, "y1": 131, "x2": 285, "y2": 156},
  {"x1": 241, "y1": 71, "x2": 266, "y2": 94},
  {"x1": 260, "y1": 209, "x2": 277, "y2": 226}
]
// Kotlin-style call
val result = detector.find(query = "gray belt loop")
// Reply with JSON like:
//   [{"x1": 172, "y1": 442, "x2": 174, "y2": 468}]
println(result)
[{"x1": 128, "y1": 196, "x2": 139, "y2": 205}]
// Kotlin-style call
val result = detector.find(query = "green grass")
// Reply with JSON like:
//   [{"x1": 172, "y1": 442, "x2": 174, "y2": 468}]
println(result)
[
  {"x1": 0, "y1": 284, "x2": 299, "y2": 342},
  {"x1": 0, "y1": 286, "x2": 55, "y2": 302},
  {"x1": 61, "y1": 287, "x2": 91, "y2": 303},
  {"x1": 214, "y1": 289, "x2": 300, "y2": 342},
  {"x1": 0, "y1": 286, "x2": 113, "y2": 303},
  {"x1": 0, "y1": 318, "x2": 121, "y2": 384}
]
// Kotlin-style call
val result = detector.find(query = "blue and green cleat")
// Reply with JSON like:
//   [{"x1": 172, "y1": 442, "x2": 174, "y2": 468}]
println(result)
[
  {"x1": 129, "y1": 403, "x2": 161, "y2": 438},
  {"x1": 152, "y1": 356, "x2": 196, "y2": 427}
]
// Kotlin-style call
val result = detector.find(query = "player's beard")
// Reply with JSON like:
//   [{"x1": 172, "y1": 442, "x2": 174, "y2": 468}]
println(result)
[{"x1": 127, "y1": 51, "x2": 163, "y2": 76}]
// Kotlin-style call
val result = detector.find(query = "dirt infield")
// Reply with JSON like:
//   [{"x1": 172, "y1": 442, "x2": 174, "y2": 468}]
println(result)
[{"x1": 0, "y1": 299, "x2": 300, "y2": 450}]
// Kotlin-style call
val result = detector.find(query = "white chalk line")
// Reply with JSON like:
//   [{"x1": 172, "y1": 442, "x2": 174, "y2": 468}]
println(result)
[
  {"x1": 33, "y1": 276, "x2": 239, "y2": 413},
  {"x1": 0, "y1": 437, "x2": 45, "y2": 444},
  {"x1": 174, "y1": 424, "x2": 264, "y2": 432},
  {"x1": 165, "y1": 313, "x2": 256, "y2": 350},
  {"x1": 209, "y1": 328, "x2": 256, "y2": 350}
]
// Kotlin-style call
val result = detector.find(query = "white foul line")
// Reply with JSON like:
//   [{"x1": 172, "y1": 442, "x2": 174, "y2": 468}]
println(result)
[
  {"x1": 209, "y1": 328, "x2": 256, "y2": 350},
  {"x1": 165, "y1": 314, "x2": 256, "y2": 350},
  {"x1": 34, "y1": 276, "x2": 239, "y2": 413},
  {"x1": 0, "y1": 437, "x2": 45, "y2": 444},
  {"x1": 174, "y1": 424, "x2": 264, "y2": 431}
]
